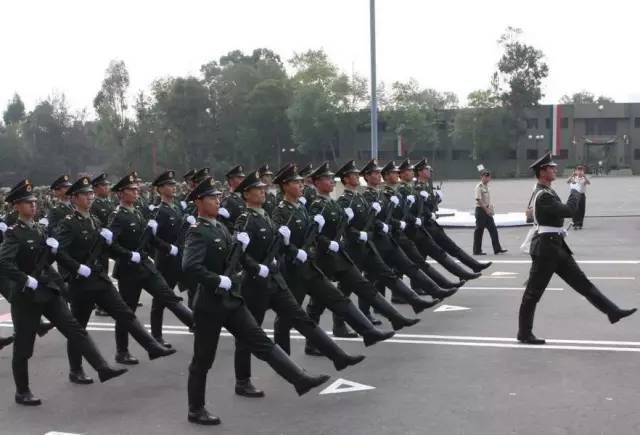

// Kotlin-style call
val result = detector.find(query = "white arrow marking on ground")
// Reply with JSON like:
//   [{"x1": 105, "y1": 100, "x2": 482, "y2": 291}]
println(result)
[
  {"x1": 319, "y1": 378, "x2": 375, "y2": 395},
  {"x1": 434, "y1": 304, "x2": 470, "y2": 312},
  {"x1": 491, "y1": 271, "x2": 518, "y2": 276}
]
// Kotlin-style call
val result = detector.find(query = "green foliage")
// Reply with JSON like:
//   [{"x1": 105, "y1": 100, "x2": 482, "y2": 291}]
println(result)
[
  {"x1": 560, "y1": 91, "x2": 615, "y2": 105},
  {"x1": 3, "y1": 93, "x2": 26, "y2": 126}
]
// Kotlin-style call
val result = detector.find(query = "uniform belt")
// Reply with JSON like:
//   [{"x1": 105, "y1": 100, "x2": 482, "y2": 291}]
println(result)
[{"x1": 537, "y1": 226, "x2": 565, "y2": 235}]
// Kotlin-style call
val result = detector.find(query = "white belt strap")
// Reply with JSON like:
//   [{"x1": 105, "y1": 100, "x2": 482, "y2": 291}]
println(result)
[{"x1": 538, "y1": 225, "x2": 566, "y2": 235}]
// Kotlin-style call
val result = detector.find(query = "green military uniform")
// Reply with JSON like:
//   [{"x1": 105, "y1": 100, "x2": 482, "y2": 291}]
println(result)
[{"x1": 91, "y1": 196, "x2": 115, "y2": 228}]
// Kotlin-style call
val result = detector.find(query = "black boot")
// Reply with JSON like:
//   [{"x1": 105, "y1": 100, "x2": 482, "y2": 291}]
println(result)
[
  {"x1": 388, "y1": 278, "x2": 441, "y2": 314},
  {"x1": 266, "y1": 345, "x2": 330, "y2": 396},
  {"x1": 332, "y1": 314, "x2": 358, "y2": 338},
  {"x1": 304, "y1": 326, "x2": 365, "y2": 371},
  {"x1": 517, "y1": 297, "x2": 545, "y2": 344},
  {"x1": 98, "y1": 366, "x2": 128, "y2": 383},
  {"x1": 36, "y1": 321, "x2": 55, "y2": 337},
  {"x1": 609, "y1": 308, "x2": 637, "y2": 324},
  {"x1": 168, "y1": 302, "x2": 194, "y2": 329},
  {"x1": 340, "y1": 302, "x2": 395, "y2": 347},
  {"x1": 188, "y1": 408, "x2": 221, "y2": 426},
  {"x1": 456, "y1": 249, "x2": 492, "y2": 273},
  {"x1": 440, "y1": 256, "x2": 482, "y2": 280},
  {"x1": 580, "y1": 284, "x2": 638, "y2": 324},
  {"x1": 304, "y1": 341, "x2": 324, "y2": 356},
  {"x1": 69, "y1": 368, "x2": 94, "y2": 385},
  {"x1": 365, "y1": 312, "x2": 382, "y2": 325},
  {"x1": 421, "y1": 263, "x2": 464, "y2": 290},
  {"x1": 0, "y1": 335, "x2": 14, "y2": 350},
  {"x1": 153, "y1": 336, "x2": 172, "y2": 349},
  {"x1": 370, "y1": 293, "x2": 420, "y2": 331},
  {"x1": 115, "y1": 351, "x2": 139, "y2": 365},
  {"x1": 235, "y1": 378, "x2": 265, "y2": 398},
  {"x1": 15, "y1": 390, "x2": 42, "y2": 406},
  {"x1": 148, "y1": 344, "x2": 177, "y2": 360}
]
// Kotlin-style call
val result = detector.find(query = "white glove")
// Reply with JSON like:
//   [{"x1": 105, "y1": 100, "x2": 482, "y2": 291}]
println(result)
[
  {"x1": 169, "y1": 244, "x2": 179, "y2": 256},
  {"x1": 436, "y1": 190, "x2": 444, "y2": 201},
  {"x1": 419, "y1": 190, "x2": 429, "y2": 199},
  {"x1": 406, "y1": 195, "x2": 416, "y2": 205},
  {"x1": 415, "y1": 217, "x2": 422, "y2": 226},
  {"x1": 390, "y1": 195, "x2": 400, "y2": 207},
  {"x1": 399, "y1": 221, "x2": 407, "y2": 231},
  {"x1": 0, "y1": 222, "x2": 7, "y2": 233},
  {"x1": 45, "y1": 237, "x2": 59, "y2": 254},
  {"x1": 569, "y1": 183, "x2": 584, "y2": 194},
  {"x1": 25, "y1": 275, "x2": 38, "y2": 290},
  {"x1": 218, "y1": 275, "x2": 232, "y2": 290},
  {"x1": 236, "y1": 232, "x2": 250, "y2": 251},
  {"x1": 218, "y1": 207, "x2": 230, "y2": 219},
  {"x1": 77, "y1": 264, "x2": 92, "y2": 278},
  {"x1": 372, "y1": 202, "x2": 382, "y2": 215},
  {"x1": 381, "y1": 223, "x2": 389, "y2": 233},
  {"x1": 148, "y1": 204, "x2": 157, "y2": 212},
  {"x1": 186, "y1": 215, "x2": 196, "y2": 225},
  {"x1": 296, "y1": 249, "x2": 308, "y2": 263},
  {"x1": 298, "y1": 196, "x2": 307, "y2": 205},
  {"x1": 278, "y1": 226, "x2": 291, "y2": 246},
  {"x1": 344, "y1": 207, "x2": 354, "y2": 222},
  {"x1": 147, "y1": 219, "x2": 158, "y2": 235},
  {"x1": 359, "y1": 231, "x2": 368, "y2": 242},
  {"x1": 130, "y1": 251, "x2": 141, "y2": 263},
  {"x1": 38, "y1": 217, "x2": 49, "y2": 227},
  {"x1": 328, "y1": 241, "x2": 340, "y2": 252},
  {"x1": 100, "y1": 228, "x2": 113, "y2": 245},
  {"x1": 258, "y1": 264, "x2": 269, "y2": 278},
  {"x1": 313, "y1": 214, "x2": 325, "y2": 232},
  {"x1": 180, "y1": 201, "x2": 187, "y2": 210}
]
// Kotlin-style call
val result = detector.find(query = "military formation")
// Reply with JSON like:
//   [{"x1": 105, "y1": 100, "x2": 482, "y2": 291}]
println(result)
[{"x1": 0, "y1": 158, "x2": 498, "y2": 426}]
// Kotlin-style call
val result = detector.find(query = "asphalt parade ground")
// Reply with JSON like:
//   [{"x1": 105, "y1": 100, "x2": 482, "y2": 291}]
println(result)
[{"x1": 0, "y1": 177, "x2": 639, "y2": 435}]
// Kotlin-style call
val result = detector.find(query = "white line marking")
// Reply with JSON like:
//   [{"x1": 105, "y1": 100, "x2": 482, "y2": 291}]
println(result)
[
  {"x1": 588, "y1": 277, "x2": 636, "y2": 280},
  {"x1": 433, "y1": 304, "x2": 470, "y2": 312},
  {"x1": 428, "y1": 260, "x2": 640, "y2": 265},
  {"x1": 491, "y1": 271, "x2": 518, "y2": 276},
  {"x1": 462, "y1": 287, "x2": 563, "y2": 291},
  {"x1": 319, "y1": 378, "x2": 375, "y2": 395}
]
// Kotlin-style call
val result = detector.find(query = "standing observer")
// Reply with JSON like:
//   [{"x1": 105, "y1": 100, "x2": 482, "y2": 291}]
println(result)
[
  {"x1": 566, "y1": 164, "x2": 590, "y2": 229},
  {"x1": 473, "y1": 169, "x2": 507, "y2": 255}
]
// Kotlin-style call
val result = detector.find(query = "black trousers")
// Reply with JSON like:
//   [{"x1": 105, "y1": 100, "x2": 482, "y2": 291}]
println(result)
[
  {"x1": 234, "y1": 278, "x2": 318, "y2": 381},
  {"x1": 150, "y1": 265, "x2": 180, "y2": 339},
  {"x1": 519, "y1": 246, "x2": 620, "y2": 335},
  {"x1": 426, "y1": 222, "x2": 484, "y2": 270},
  {"x1": 274, "y1": 263, "x2": 351, "y2": 351},
  {"x1": 189, "y1": 306, "x2": 275, "y2": 410},
  {"x1": 572, "y1": 193, "x2": 586, "y2": 226},
  {"x1": 67, "y1": 277, "x2": 160, "y2": 371},
  {"x1": 11, "y1": 293, "x2": 109, "y2": 393},
  {"x1": 116, "y1": 268, "x2": 193, "y2": 353},
  {"x1": 473, "y1": 207, "x2": 502, "y2": 254}
]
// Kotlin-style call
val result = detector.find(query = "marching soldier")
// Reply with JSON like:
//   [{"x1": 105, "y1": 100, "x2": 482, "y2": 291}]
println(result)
[
  {"x1": 219, "y1": 165, "x2": 245, "y2": 232},
  {"x1": 298, "y1": 163, "x2": 316, "y2": 208},
  {"x1": 335, "y1": 160, "x2": 437, "y2": 319},
  {"x1": 415, "y1": 160, "x2": 492, "y2": 274},
  {"x1": 517, "y1": 153, "x2": 636, "y2": 344},
  {"x1": 304, "y1": 162, "x2": 420, "y2": 352},
  {"x1": 259, "y1": 164, "x2": 277, "y2": 216},
  {"x1": 46, "y1": 174, "x2": 74, "y2": 234},
  {"x1": 90, "y1": 173, "x2": 115, "y2": 317},
  {"x1": 149, "y1": 170, "x2": 187, "y2": 348},
  {"x1": 108, "y1": 172, "x2": 194, "y2": 364},
  {"x1": 182, "y1": 176, "x2": 330, "y2": 425},
  {"x1": 269, "y1": 164, "x2": 394, "y2": 352},
  {"x1": 0, "y1": 179, "x2": 127, "y2": 406},
  {"x1": 0, "y1": 216, "x2": 16, "y2": 350},
  {"x1": 55, "y1": 176, "x2": 176, "y2": 384},
  {"x1": 233, "y1": 169, "x2": 365, "y2": 398}
]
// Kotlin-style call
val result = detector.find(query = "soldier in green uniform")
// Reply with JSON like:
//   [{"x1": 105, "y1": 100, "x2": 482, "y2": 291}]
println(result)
[
  {"x1": 0, "y1": 179, "x2": 127, "y2": 406},
  {"x1": 90, "y1": 173, "x2": 115, "y2": 317},
  {"x1": 414, "y1": 160, "x2": 491, "y2": 274},
  {"x1": 0, "y1": 216, "x2": 16, "y2": 349},
  {"x1": 182, "y1": 176, "x2": 330, "y2": 425},
  {"x1": 233, "y1": 169, "x2": 364, "y2": 398},
  {"x1": 304, "y1": 163, "x2": 420, "y2": 343},
  {"x1": 56, "y1": 176, "x2": 176, "y2": 384},
  {"x1": 298, "y1": 163, "x2": 317, "y2": 208},
  {"x1": 258, "y1": 164, "x2": 277, "y2": 216},
  {"x1": 517, "y1": 153, "x2": 636, "y2": 344},
  {"x1": 46, "y1": 175, "x2": 74, "y2": 235},
  {"x1": 108, "y1": 172, "x2": 194, "y2": 365},
  {"x1": 270, "y1": 164, "x2": 394, "y2": 353},
  {"x1": 381, "y1": 160, "x2": 463, "y2": 295},
  {"x1": 218, "y1": 165, "x2": 246, "y2": 232}
]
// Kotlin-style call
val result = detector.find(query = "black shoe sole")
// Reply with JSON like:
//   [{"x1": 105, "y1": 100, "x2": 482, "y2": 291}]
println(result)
[
  {"x1": 295, "y1": 375, "x2": 331, "y2": 396},
  {"x1": 364, "y1": 330, "x2": 395, "y2": 347},
  {"x1": 149, "y1": 348, "x2": 177, "y2": 360}
]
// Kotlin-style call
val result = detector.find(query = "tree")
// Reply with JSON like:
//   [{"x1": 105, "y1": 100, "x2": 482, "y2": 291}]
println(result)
[
  {"x1": 494, "y1": 27, "x2": 549, "y2": 175},
  {"x1": 560, "y1": 91, "x2": 615, "y2": 105},
  {"x1": 3, "y1": 93, "x2": 26, "y2": 126}
]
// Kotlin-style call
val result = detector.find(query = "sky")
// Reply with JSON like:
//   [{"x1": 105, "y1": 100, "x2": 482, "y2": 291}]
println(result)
[{"x1": 2, "y1": 0, "x2": 640, "y2": 116}]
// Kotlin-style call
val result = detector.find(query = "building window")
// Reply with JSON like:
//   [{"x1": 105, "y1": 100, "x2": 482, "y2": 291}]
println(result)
[
  {"x1": 635, "y1": 148, "x2": 640, "y2": 160},
  {"x1": 435, "y1": 149, "x2": 448, "y2": 160},
  {"x1": 634, "y1": 118, "x2": 640, "y2": 128},
  {"x1": 505, "y1": 149, "x2": 517, "y2": 160},
  {"x1": 526, "y1": 118, "x2": 539, "y2": 129},
  {"x1": 545, "y1": 118, "x2": 551, "y2": 129},
  {"x1": 452, "y1": 150, "x2": 471, "y2": 160},
  {"x1": 585, "y1": 118, "x2": 617, "y2": 135},
  {"x1": 526, "y1": 149, "x2": 538, "y2": 160},
  {"x1": 561, "y1": 118, "x2": 569, "y2": 129},
  {"x1": 556, "y1": 149, "x2": 569, "y2": 159}
]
